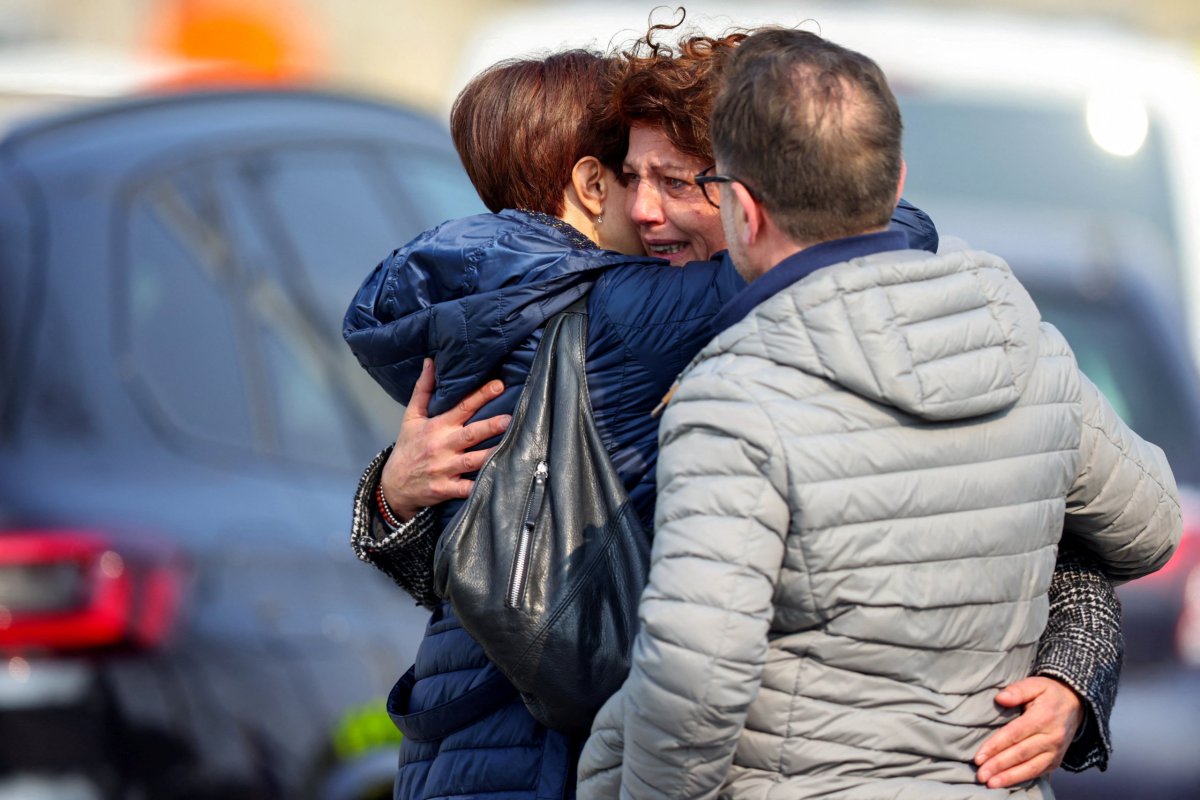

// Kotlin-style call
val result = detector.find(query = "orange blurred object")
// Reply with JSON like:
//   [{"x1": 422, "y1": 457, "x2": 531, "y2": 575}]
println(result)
[{"x1": 143, "y1": 0, "x2": 326, "y2": 88}]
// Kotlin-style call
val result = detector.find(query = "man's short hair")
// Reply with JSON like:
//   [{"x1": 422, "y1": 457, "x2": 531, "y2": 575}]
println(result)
[
  {"x1": 450, "y1": 50, "x2": 627, "y2": 215},
  {"x1": 710, "y1": 28, "x2": 903, "y2": 242}
]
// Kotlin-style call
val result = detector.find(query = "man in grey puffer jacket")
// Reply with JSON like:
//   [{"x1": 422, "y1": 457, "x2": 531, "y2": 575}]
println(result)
[{"x1": 577, "y1": 28, "x2": 1181, "y2": 800}]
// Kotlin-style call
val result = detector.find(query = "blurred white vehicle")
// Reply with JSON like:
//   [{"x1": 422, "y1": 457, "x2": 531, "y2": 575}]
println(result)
[
  {"x1": 455, "y1": 6, "x2": 1200, "y2": 798},
  {"x1": 453, "y1": 1, "x2": 1200, "y2": 356}
]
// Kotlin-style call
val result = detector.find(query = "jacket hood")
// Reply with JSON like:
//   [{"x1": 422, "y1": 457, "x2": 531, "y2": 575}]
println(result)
[
  {"x1": 343, "y1": 210, "x2": 659, "y2": 415},
  {"x1": 707, "y1": 248, "x2": 1042, "y2": 421}
]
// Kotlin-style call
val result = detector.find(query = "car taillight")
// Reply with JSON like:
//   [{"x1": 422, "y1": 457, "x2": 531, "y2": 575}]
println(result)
[
  {"x1": 1128, "y1": 488, "x2": 1200, "y2": 588},
  {"x1": 0, "y1": 530, "x2": 186, "y2": 654},
  {"x1": 1169, "y1": 492, "x2": 1200, "y2": 666},
  {"x1": 1177, "y1": 564, "x2": 1200, "y2": 666}
]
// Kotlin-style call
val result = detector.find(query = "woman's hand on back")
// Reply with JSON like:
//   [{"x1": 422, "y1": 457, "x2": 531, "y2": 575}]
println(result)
[
  {"x1": 380, "y1": 359, "x2": 511, "y2": 520},
  {"x1": 973, "y1": 676, "x2": 1085, "y2": 788}
]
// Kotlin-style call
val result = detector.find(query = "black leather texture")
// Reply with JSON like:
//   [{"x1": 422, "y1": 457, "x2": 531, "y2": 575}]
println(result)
[{"x1": 433, "y1": 298, "x2": 650, "y2": 734}]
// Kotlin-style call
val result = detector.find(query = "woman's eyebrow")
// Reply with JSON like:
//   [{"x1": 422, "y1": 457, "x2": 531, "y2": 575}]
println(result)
[{"x1": 624, "y1": 160, "x2": 697, "y2": 175}]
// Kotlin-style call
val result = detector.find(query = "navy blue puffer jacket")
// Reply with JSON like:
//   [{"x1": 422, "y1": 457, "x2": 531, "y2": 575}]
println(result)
[{"x1": 343, "y1": 205, "x2": 936, "y2": 800}]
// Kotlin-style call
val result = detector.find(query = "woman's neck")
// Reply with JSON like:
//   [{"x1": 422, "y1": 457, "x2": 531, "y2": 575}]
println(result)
[{"x1": 559, "y1": 196, "x2": 600, "y2": 247}]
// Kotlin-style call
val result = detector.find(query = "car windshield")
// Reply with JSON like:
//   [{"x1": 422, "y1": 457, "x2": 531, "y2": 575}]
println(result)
[{"x1": 897, "y1": 91, "x2": 1181, "y2": 292}]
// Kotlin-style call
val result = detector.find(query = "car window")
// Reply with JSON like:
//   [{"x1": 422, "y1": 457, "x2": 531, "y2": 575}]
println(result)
[
  {"x1": 119, "y1": 187, "x2": 259, "y2": 451},
  {"x1": 1029, "y1": 287, "x2": 1200, "y2": 485},
  {"x1": 245, "y1": 147, "x2": 411, "y2": 336},
  {"x1": 116, "y1": 140, "x2": 481, "y2": 467},
  {"x1": 383, "y1": 147, "x2": 487, "y2": 233},
  {"x1": 0, "y1": 176, "x2": 33, "y2": 421},
  {"x1": 242, "y1": 144, "x2": 480, "y2": 446},
  {"x1": 898, "y1": 94, "x2": 1175, "y2": 241},
  {"x1": 258, "y1": 324, "x2": 358, "y2": 468},
  {"x1": 206, "y1": 156, "x2": 388, "y2": 467}
]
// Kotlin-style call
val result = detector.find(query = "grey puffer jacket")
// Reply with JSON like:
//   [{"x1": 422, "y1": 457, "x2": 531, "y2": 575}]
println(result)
[{"x1": 577, "y1": 247, "x2": 1180, "y2": 800}]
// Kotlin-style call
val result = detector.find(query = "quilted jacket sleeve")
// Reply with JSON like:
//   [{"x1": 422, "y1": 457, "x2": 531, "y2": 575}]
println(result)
[
  {"x1": 579, "y1": 362, "x2": 791, "y2": 800},
  {"x1": 1065, "y1": 372, "x2": 1181, "y2": 581}
]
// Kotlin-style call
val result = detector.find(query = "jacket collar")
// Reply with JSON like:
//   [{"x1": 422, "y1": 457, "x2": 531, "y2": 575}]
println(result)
[
  {"x1": 516, "y1": 209, "x2": 598, "y2": 251},
  {"x1": 711, "y1": 230, "x2": 909, "y2": 336},
  {"x1": 701, "y1": 246, "x2": 1042, "y2": 422}
]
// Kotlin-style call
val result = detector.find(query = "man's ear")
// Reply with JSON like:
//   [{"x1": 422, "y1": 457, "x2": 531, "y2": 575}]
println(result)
[
  {"x1": 569, "y1": 156, "x2": 606, "y2": 218},
  {"x1": 730, "y1": 181, "x2": 763, "y2": 246},
  {"x1": 895, "y1": 159, "x2": 907, "y2": 205}
]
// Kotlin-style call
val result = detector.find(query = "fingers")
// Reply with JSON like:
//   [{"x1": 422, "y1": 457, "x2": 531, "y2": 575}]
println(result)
[
  {"x1": 979, "y1": 746, "x2": 1058, "y2": 789},
  {"x1": 446, "y1": 378, "x2": 505, "y2": 424},
  {"x1": 452, "y1": 443, "x2": 499, "y2": 477},
  {"x1": 456, "y1": 415, "x2": 512, "y2": 449},
  {"x1": 993, "y1": 676, "x2": 1044, "y2": 708},
  {"x1": 975, "y1": 678, "x2": 1053, "y2": 767},
  {"x1": 404, "y1": 358, "x2": 436, "y2": 421},
  {"x1": 385, "y1": 370, "x2": 504, "y2": 511},
  {"x1": 976, "y1": 715, "x2": 1038, "y2": 767},
  {"x1": 975, "y1": 676, "x2": 1083, "y2": 788}
]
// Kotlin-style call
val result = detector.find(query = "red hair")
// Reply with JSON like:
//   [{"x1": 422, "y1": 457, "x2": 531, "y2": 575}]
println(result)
[
  {"x1": 450, "y1": 50, "x2": 626, "y2": 215},
  {"x1": 603, "y1": 18, "x2": 748, "y2": 164}
]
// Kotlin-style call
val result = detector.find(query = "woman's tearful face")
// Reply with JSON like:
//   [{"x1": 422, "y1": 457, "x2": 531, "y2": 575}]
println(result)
[{"x1": 621, "y1": 124, "x2": 725, "y2": 266}]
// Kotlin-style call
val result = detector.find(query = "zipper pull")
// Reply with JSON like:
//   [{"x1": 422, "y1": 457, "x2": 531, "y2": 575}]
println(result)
[
  {"x1": 508, "y1": 460, "x2": 550, "y2": 609},
  {"x1": 522, "y1": 460, "x2": 549, "y2": 532},
  {"x1": 652, "y1": 381, "x2": 680, "y2": 418}
]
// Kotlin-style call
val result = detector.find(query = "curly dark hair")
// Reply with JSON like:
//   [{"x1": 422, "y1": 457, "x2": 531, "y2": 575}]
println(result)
[{"x1": 603, "y1": 13, "x2": 748, "y2": 164}]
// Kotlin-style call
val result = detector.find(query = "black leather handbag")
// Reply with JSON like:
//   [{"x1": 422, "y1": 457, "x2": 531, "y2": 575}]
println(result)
[{"x1": 432, "y1": 297, "x2": 650, "y2": 734}]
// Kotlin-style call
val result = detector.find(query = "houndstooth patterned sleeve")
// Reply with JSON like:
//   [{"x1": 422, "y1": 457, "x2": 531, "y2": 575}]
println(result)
[
  {"x1": 1033, "y1": 543, "x2": 1124, "y2": 772},
  {"x1": 350, "y1": 446, "x2": 442, "y2": 610}
]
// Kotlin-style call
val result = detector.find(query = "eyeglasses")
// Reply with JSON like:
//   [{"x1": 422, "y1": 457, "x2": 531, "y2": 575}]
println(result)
[{"x1": 694, "y1": 166, "x2": 759, "y2": 209}]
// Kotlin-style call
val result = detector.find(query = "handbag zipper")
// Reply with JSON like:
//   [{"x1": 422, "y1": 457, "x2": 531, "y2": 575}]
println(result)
[{"x1": 507, "y1": 460, "x2": 548, "y2": 608}]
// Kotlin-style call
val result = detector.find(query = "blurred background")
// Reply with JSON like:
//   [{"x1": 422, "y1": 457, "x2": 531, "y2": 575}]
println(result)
[{"x1": 0, "y1": 1, "x2": 1198, "y2": 799}]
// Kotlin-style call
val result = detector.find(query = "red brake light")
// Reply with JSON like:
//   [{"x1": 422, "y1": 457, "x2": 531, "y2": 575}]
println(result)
[
  {"x1": 1167, "y1": 490, "x2": 1200, "y2": 665},
  {"x1": 1177, "y1": 565, "x2": 1200, "y2": 666},
  {"x1": 0, "y1": 530, "x2": 186, "y2": 654},
  {"x1": 1132, "y1": 490, "x2": 1200, "y2": 588}
]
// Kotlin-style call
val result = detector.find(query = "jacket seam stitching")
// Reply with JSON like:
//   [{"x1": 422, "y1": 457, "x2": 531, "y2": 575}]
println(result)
[{"x1": 1080, "y1": 417, "x2": 1180, "y2": 507}]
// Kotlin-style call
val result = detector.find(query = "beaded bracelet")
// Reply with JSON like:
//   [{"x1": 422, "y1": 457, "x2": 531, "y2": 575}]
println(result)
[{"x1": 376, "y1": 482, "x2": 406, "y2": 531}]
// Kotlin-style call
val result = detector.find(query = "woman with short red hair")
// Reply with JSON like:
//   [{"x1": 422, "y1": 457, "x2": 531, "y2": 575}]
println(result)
[{"x1": 344, "y1": 49, "x2": 749, "y2": 800}]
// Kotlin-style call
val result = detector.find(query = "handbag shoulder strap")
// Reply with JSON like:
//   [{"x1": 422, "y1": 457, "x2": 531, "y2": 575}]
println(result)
[
  {"x1": 564, "y1": 294, "x2": 589, "y2": 316},
  {"x1": 552, "y1": 293, "x2": 594, "y2": 410},
  {"x1": 488, "y1": 291, "x2": 592, "y2": 461}
]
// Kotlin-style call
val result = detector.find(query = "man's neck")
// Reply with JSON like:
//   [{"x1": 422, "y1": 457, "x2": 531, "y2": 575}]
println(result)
[
  {"x1": 711, "y1": 227, "x2": 910, "y2": 336},
  {"x1": 752, "y1": 224, "x2": 889, "y2": 281}
]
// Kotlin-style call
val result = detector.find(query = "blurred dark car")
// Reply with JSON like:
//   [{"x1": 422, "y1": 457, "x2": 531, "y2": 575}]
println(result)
[
  {"x1": 1015, "y1": 270, "x2": 1200, "y2": 800},
  {"x1": 0, "y1": 89, "x2": 484, "y2": 800},
  {"x1": 1025, "y1": 275, "x2": 1200, "y2": 661}
]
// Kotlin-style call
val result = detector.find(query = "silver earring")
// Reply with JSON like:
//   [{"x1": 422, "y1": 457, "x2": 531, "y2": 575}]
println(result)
[{"x1": 596, "y1": 214, "x2": 604, "y2": 225}]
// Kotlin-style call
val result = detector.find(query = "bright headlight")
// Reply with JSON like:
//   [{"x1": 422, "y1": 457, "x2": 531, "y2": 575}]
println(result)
[{"x1": 1086, "y1": 85, "x2": 1149, "y2": 157}]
